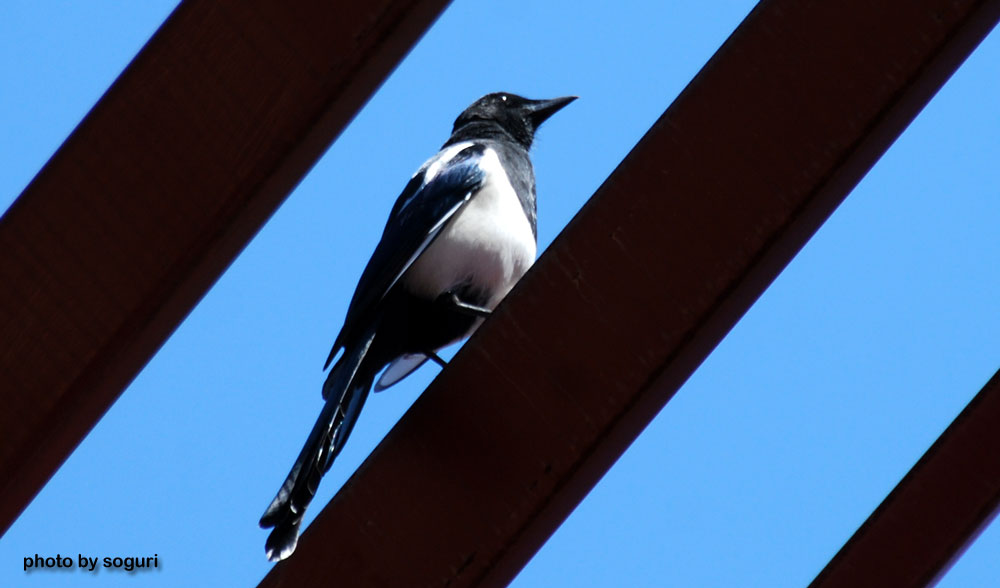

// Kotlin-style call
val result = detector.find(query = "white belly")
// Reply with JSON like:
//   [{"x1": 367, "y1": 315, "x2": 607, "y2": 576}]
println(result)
[{"x1": 403, "y1": 148, "x2": 536, "y2": 309}]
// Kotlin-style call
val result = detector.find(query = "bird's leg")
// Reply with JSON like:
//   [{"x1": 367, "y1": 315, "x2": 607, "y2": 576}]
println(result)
[
  {"x1": 441, "y1": 291, "x2": 492, "y2": 318},
  {"x1": 425, "y1": 351, "x2": 448, "y2": 368}
]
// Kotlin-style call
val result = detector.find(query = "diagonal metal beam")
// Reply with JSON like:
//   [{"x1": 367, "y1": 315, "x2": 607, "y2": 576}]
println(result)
[
  {"x1": 258, "y1": 0, "x2": 1000, "y2": 585},
  {"x1": 811, "y1": 369, "x2": 1000, "y2": 587},
  {"x1": 0, "y1": 0, "x2": 449, "y2": 536}
]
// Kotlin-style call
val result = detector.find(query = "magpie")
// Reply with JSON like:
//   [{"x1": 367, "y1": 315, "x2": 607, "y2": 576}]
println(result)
[{"x1": 259, "y1": 92, "x2": 576, "y2": 561}]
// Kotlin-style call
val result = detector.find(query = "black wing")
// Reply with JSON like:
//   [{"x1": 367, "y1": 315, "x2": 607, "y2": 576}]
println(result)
[{"x1": 323, "y1": 143, "x2": 487, "y2": 369}]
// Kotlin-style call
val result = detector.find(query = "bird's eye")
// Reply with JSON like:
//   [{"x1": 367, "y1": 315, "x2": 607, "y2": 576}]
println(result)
[{"x1": 501, "y1": 95, "x2": 507, "y2": 101}]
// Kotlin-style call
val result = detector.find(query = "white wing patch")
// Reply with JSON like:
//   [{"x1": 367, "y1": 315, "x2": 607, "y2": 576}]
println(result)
[
  {"x1": 423, "y1": 142, "x2": 474, "y2": 183},
  {"x1": 375, "y1": 354, "x2": 428, "y2": 391},
  {"x1": 398, "y1": 141, "x2": 475, "y2": 214}
]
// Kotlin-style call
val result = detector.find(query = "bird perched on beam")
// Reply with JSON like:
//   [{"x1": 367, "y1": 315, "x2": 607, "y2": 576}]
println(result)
[{"x1": 260, "y1": 92, "x2": 576, "y2": 561}]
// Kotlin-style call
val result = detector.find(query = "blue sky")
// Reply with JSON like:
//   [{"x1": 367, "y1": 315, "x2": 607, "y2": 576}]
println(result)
[{"x1": 2, "y1": 1, "x2": 999, "y2": 586}]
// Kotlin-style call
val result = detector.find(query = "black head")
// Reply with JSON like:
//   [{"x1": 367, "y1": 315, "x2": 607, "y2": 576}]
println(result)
[{"x1": 450, "y1": 92, "x2": 577, "y2": 149}]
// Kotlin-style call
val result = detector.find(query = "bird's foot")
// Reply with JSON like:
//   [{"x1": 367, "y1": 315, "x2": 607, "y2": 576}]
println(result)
[
  {"x1": 440, "y1": 291, "x2": 492, "y2": 318},
  {"x1": 424, "y1": 351, "x2": 449, "y2": 367}
]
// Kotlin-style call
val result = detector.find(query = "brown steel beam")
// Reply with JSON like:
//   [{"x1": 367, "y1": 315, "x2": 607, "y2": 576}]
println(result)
[
  {"x1": 257, "y1": 0, "x2": 1000, "y2": 586},
  {"x1": 811, "y1": 369, "x2": 1000, "y2": 587},
  {"x1": 0, "y1": 0, "x2": 449, "y2": 535}
]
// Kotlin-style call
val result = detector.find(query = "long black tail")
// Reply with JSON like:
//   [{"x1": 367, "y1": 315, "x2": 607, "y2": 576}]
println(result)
[{"x1": 259, "y1": 333, "x2": 376, "y2": 561}]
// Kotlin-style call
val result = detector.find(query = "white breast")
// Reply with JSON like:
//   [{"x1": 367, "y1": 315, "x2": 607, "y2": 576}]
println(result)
[{"x1": 403, "y1": 148, "x2": 536, "y2": 309}]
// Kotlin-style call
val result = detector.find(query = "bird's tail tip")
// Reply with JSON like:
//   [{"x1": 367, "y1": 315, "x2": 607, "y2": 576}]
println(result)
[
  {"x1": 264, "y1": 520, "x2": 301, "y2": 562},
  {"x1": 260, "y1": 484, "x2": 303, "y2": 560}
]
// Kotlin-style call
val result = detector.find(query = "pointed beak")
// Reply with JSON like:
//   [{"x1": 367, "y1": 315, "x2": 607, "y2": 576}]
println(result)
[{"x1": 525, "y1": 95, "x2": 578, "y2": 127}]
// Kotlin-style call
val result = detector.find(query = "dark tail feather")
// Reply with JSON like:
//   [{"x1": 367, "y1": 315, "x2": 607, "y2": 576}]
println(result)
[{"x1": 260, "y1": 334, "x2": 375, "y2": 562}]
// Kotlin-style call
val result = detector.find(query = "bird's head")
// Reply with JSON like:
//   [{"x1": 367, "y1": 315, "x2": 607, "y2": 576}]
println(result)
[{"x1": 452, "y1": 92, "x2": 577, "y2": 149}]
